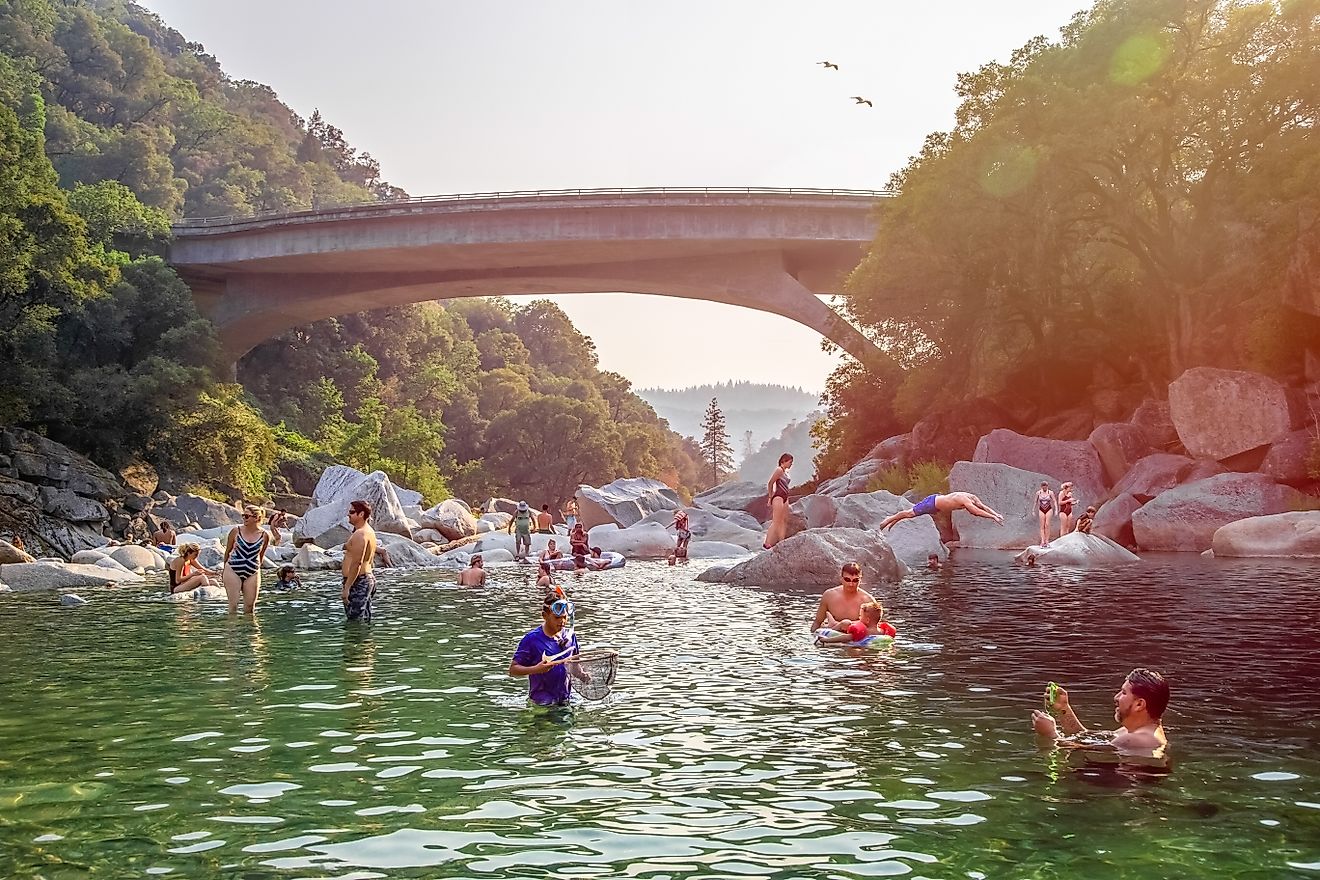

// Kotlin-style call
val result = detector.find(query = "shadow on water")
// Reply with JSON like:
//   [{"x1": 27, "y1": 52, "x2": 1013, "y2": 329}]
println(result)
[{"x1": 0, "y1": 550, "x2": 1317, "y2": 878}]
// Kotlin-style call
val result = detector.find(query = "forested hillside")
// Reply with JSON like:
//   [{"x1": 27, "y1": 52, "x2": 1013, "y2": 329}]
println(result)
[
  {"x1": 815, "y1": 0, "x2": 1320, "y2": 478},
  {"x1": 0, "y1": 0, "x2": 708, "y2": 505},
  {"x1": 637, "y1": 382, "x2": 820, "y2": 462}
]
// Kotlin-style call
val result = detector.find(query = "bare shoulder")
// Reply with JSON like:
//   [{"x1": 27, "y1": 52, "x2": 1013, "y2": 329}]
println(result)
[{"x1": 1112, "y1": 727, "x2": 1166, "y2": 755}]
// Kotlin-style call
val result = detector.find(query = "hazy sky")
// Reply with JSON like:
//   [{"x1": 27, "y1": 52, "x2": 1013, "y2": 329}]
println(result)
[{"x1": 143, "y1": 1, "x2": 1078, "y2": 393}]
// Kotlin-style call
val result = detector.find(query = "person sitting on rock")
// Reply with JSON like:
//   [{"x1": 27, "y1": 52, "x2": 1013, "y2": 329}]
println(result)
[
  {"x1": 458, "y1": 555, "x2": 487, "y2": 586},
  {"x1": 877, "y1": 492, "x2": 1004, "y2": 531},
  {"x1": 568, "y1": 523, "x2": 590, "y2": 566},
  {"x1": 274, "y1": 565, "x2": 302, "y2": 590},
  {"x1": 810, "y1": 562, "x2": 876, "y2": 632},
  {"x1": 152, "y1": 520, "x2": 177, "y2": 549},
  {"x1": 815, "y1": 601, "x2": 897, "y2": 645},
  {"x1": 1032, "y1": 668, "x2": 1169, "y2": 759},
  {"x1": 1074, "y1": 506, "x2": 1097, "y2": 535},
  {"x1": 168, "y1": 544, "x2": 218, "y2": 594}
]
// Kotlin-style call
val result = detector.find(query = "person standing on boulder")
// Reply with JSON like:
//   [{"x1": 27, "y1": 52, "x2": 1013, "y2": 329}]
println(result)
[
  {"x1": 763, "y1": 454, "x2": 794, "y2": 549},
  {"x1": 1057, "y1": 482, "x2": 1078, "y2": 537},
  {"x1": 536, "y1": 504, "x2": 555, "y2": 534},
  {"x1": 1034, "y1": 482, "x2": 1057, "y2": 546},
  {"x1": 563, "y1": 497, "x2": 579, "y2": 530},
  {"x1": 221, "y1": 506, "x2": 282, "y2": 615},
  {"x1": 342, "y1": 500, "x2": 378, "y2": 621},
  {"x1": 509, "y1": 501, "x2": 534, "y2": 561}
]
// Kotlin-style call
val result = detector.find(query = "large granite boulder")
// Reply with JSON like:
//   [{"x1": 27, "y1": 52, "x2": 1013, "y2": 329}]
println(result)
[
  {"x1": 1168, "y1": 368, "x2": 1293, "y2": 461},
  {"x1": 576, "y1": 478, "x2": 680, "y2": 529},
  {"x1": 295, "y1": 468, "x2": 412, "y2": 545},
  {"x1": 376, "y1": 532, "x2": 445, "y2": 568},
  {"x1": 479, "y1": 512, "x2": 512, "y2": 530},
  {"x1": 1088, "y1": 423, "x2": 1154, "y2": 487},
  {"x1": 686, "y1": 541, "x2": 753, "y2": 558},
  {"x1": 0, "y1": 561, "x2": 144, "y2": 590},
  {"x1": 1211, "y1": 511, "x2": 1320, "y2": 558},
  {"x1": 692, "y1": 481, "x2": 768, "y2": 520},
  {"x1": 1093, "y1": 494, "x2": 1144, "y2": 546},
  {"x1": 908, "y1": 399, "x2": 1012, "y2": 466},
  {"x1": 948, "y1": 461, "x2": 1057, "y2": 550},
  {"x1": 418, "y1": 499, "x2": 480, "y2": 542},
  {"x1": 973, "y1": 429, "x2": 1107, "y2": 504},
  {"x1": 696, "y1": 528, "x2": 904, "y2": 587},
  {"x1": 816, "y1": 457, "x2": 887, "y2": 498},
  {"x1": 152, "y1": 493, "x2": 244, "y2": 530},
  {"x1": 1258, "y1": 429, "x2": 1317, "y2": 486},
  {"x1": 586, "y1": 522, "x2": 675, "y2": 558},
  {"x1": 793, "y1": 491, "x2": 945, "y2": 567},
  {"x1": 108, "y1": 544, "x2": 168, "y2": 572},
  {"x1": 0, "y1": 427, "x2": 124, "y2": 501},
  {"x1": 1129, "y1": 399, "x2": 1179, "y2": 450},
  {"x1": 487, "y1": 498, "x2": 520, "y2": 516},
  {"x1": 1109, "y1": 453, "x2": 1196, "y2": 502},
  {"x1": 1131, "y1": 473, "x2": 1300, "y2": 551},
  {"x1": 636, "y1": 507, "x2": 765, "y2": 551},
  {"x1": 1014, "y1": 532, "x2": 1141, "y2": 566}
]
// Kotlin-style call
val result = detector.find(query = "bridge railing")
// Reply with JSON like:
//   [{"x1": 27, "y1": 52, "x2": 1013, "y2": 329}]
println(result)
[{"x1": 173, "y1": 186, "x2": 897, "y2": 228}]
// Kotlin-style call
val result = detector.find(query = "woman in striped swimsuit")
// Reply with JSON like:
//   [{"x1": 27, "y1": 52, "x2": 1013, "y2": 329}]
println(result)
[{"x1": 222, "y1": 506, "x2": 282, "y2": 615}]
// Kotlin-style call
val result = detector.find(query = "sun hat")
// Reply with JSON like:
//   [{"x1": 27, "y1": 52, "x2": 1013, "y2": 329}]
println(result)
[{"x1": 517, "y1": 501, "x2": 529, "y2": 511}]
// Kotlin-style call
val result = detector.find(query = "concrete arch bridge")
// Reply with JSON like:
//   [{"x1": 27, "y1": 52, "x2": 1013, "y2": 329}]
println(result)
[{"x1": 168, "y1": 187, "x2": 891, "y2": 365}]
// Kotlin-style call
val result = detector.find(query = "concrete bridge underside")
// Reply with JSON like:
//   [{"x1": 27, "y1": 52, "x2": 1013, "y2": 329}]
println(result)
[{"x1": 169, "y1": 191, "x2": 887, "y2": 365}]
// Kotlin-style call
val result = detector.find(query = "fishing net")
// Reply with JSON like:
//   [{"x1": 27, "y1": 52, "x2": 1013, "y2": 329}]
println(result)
[{"x1": 568, "y1": 649, "x2": 618, "y2": 701}]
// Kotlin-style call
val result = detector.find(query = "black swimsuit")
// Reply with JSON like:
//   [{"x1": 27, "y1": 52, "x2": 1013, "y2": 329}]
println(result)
[{"x1": 771, "y1": 473, "x2": 790, "y2": 504}]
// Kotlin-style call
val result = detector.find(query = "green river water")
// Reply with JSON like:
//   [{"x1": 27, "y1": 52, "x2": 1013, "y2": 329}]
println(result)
[{"x1": 1, "y1": 551, "x2": 1317, "y2": 879}]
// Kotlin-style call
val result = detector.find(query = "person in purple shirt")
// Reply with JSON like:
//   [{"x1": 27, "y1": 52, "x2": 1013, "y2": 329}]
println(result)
[{"x1": 508, "y1": 591, "x2": 581, "y2": 706}]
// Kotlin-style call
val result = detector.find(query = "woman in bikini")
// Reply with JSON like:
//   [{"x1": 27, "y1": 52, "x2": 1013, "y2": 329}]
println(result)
[
  {"x1": 168, "y1": 544, "x2": 217, "y2": 594},
  {"x1": 763, "y1": 453, "x2": 794, "y2": 550},
  {"x1": 1057, "y1": 481, "x2": 1078, "y2": 536},
  {"x1": 1035, "y1": 482, "x2": 1057, "y2": 546},
  {"x1": 222, "y1": 506, "x2": 282, "y2": 615}
]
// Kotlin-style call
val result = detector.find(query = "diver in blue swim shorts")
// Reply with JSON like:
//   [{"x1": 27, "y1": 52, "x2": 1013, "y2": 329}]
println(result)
[{"x1": 878, "y1": 492, "x2": 1004, "y2": 530}]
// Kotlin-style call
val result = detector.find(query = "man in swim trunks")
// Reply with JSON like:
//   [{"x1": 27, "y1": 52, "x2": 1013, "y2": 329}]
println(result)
[
  {"x1": 457, "y1": 555, "x2": 486, "y2": 586},
  {"x1": 342, "y1": 499, "x2": 378, "y2": 621},
  {"x1": 509, "y1": 501, "x2": 533, "y2": 561},
  {"x1": 877, "y1": 492, "x2": 1004, "y2": 531},
  {"x1": 810, "y1": 562, "x2": 876, "y2": 632},
  {"x1": 1031, "y1": 668, "x2": 1169, "y2": 758},
  {"x1": 536, "y1": 504, "x2": 555, "y2": 534}
]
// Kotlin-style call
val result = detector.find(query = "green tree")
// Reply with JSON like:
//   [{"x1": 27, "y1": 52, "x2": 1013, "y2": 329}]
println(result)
[{"x1": 699, "y1": 397, "x2": 734, "y2": 485}]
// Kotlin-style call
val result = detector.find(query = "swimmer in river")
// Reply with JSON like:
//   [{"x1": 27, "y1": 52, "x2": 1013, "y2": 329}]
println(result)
[
  {"x1": 877, "y1": 492, "x2": 1004, "y2": 531},
  {"x1": 1031, "y1": 668, "x2": 1169, "y2": 759}
]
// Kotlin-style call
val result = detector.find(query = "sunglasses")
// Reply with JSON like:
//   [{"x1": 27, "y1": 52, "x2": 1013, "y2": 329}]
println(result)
[
  {"x1": 842, "y1": 575, "x2": 861, "y2": 583},
  {"x1": 242, "y1": 514, "x2": 257, "y2": 520},
  {"x1": 546, "y1": 599, "x2": 572, "y2": 617}
]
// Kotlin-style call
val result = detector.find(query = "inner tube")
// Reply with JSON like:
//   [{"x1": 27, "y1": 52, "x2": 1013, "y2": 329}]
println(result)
[
  {"x1": 547, "y1": 551, "x2": 626, "y2": 571},
  {"x1": 813, "y1": 627, "x2": 895, "y2": 649}
]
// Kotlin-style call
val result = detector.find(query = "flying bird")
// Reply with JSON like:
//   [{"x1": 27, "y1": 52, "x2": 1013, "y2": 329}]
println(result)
[
  {"x1": 818, "y1": 60, "x2": 839, "y2": 70},
  {"x1": 851, "y1": 96, "x2": 873, "y2": 107}
]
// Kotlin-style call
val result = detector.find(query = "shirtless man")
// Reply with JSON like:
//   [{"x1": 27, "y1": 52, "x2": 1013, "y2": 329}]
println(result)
[
  {"x1": 1031, "y1": 668, "x2": 1169, "y2": 758},
  {"x1": 877, "y1": 492, "x2": 1004, "y2": 531},
  {"x1": 457, "y1": 555, "x2": 486, "y2": 587},
  {"x1": 152, "y1": 520, "x2": 177, "y2": 547},
  {"x1": 342, "y1": 499, "x2": 378, "y2": 621},
  {"x1": 536, "y1": 504, "x2": 555, "y2": 534},
  {"x1": 810, "y1": 562, "x2": 876, "y2": 632}
]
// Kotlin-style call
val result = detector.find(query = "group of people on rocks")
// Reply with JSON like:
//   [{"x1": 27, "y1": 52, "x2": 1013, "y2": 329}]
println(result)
[{"x1": 1034, "y1": 480, "x2": 1097, "y2": 544}]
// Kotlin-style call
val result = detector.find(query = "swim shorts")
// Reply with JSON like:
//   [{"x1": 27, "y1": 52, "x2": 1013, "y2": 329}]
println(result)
[
  {"x1": 344, "y1": 572, "x2": 376, "y2": 621},
  {"x1": 912, "y1": 494, "x2": 938, "y2": 517}
]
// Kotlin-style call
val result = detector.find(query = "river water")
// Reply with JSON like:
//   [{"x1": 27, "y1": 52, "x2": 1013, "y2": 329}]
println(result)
[{"x1": 1, "y1": 551, "x2": 1317, "y2": 878}]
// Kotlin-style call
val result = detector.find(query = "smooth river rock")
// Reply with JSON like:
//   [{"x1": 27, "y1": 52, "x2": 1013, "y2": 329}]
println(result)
[
  {"x1": 1210, "y1": 511, "x2": 1320, "y2": 558},
  {"x1": 418, "y1": 499, "x2": 480, "y2": 542},
  {"x1": 1168, "y1": 367, "x2": 1293, "y2": 461},
  {"x1": 1258, "y1": 429, "x2": 1318, "y2": 486},
  {"x1": 0, "y1": 539, "x2": 35, "y2": 565},
  {"x1": 1093, "y1": 494, "x2": 1144, "y2": 546},
  {"x1": 1108, "y1": 453, "x2": 1196, "y2": 502},
  {"x1": 696, "y1": 528, "x2": 904, "y2": 587},
  {"x1": 576, "y1": 478, "x2": 680, "y2": 529},
  {"x1": 1131, "y1": 473, "x2": 1300, "y2": 552},
  {"x1": 947, "y1": 461, "x2": 1059, "y2": 550},
  {"x1": 296, "y1": 468, "x2": 412, "y2": 545},
  {"x1": 636, "y1": 507, "x2": 765, "y2": 551},
  {"x1": 1088, "y1": 422, "x2": 1155, "y2": 487},
  {"x1": 0, "y1": 562, "x2": 144, "y2": 590},
  {"x1": 794, "y1": 491, "x2": 946, "y2": 567},
  {"x1": 692, "y1": 481, "x2": 770, "y2": 520},
  {"x1": 587, "y1": 522, "x2": 675, "y2": 558},
  {"x1": 151, "y1": 493, "x2": 244, "y2": 529},
  {"x1": 1014, "y1": 532, "x2": 1140, "y2": 566}
]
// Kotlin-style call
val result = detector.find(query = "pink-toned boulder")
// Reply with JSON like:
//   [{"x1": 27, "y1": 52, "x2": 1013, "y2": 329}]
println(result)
[
  {"x1": 908, "y1": 399, "x2": 1012, "y2": 467},
  {"x1": 1129, "y1": 399, "x2": 1179, "y2": 450},
  {"x1": 1258, "y1": 429, "x2": 1318, "y2": 486},
  {"x1": 1089, "y1": 423, "x2": 1154, "y2": 486},
  {"x1": 1109, "y1": 453, "x2": 1195, "y2": 502},
  {"x1": 947, "y1": 461, "x2": 1056, "y2": 550},
  {"x1": 1094, "y1": 494, "x2": 1144, "y2": 546},
  {"x1": 1211, "y1": 511, "x2": 1320, "y2": 558},
  {"x1": 973, "y1": 428, "x2": 1106, "y2": 504},
  {"x1": 1180, "y1": 459, "x2": 1229, "y2": 484},
  {"x1": 1131, "y1": 473, "x2": 1299, "y2": 552},
  {"x1": 1167, "y1": 367, "x2": 1292, "y2": 461}
]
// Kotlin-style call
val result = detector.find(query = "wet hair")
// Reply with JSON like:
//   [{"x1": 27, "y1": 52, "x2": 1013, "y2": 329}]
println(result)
[
  {"x1": 1126, "y1": 668, "x2": 1169, "y2": 719},
  {"x1": 840, "y1": 561, "x2": 861, "y2": 576},
  {"x1": 927, "y1": 553, "x2": 939, "y2": 561},
  {"x1": 278, "y1": 565, "x2": 295, "y2": 577},
  {"x1": 349, "y1": 499, "x2": 373, "y2": 519},
  {"x1": 779, "y1": 453, "x2": 794, "y2": 466}
]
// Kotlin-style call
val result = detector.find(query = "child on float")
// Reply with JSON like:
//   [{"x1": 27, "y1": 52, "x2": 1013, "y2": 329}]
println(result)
[{"x1": 815, "y1": 601, "x2": 897, "y2": 645}]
